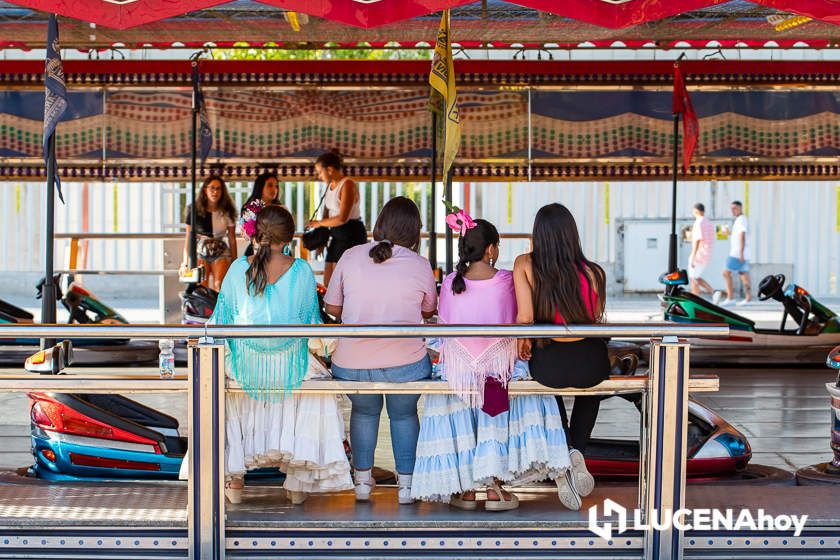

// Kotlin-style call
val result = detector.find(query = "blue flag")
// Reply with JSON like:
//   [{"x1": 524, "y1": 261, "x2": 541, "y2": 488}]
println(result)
[
  {"x1": 191, "y1": 64, "x2": 213, "y2": 165},
  {"x1": 43, "y1": 14, "x2": 67, "y2": 203}
]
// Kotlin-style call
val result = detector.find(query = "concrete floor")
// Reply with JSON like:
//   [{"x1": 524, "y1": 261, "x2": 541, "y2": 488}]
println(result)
[{"x1": 1, "y1": 474, "x2": 839, "y2": 528}]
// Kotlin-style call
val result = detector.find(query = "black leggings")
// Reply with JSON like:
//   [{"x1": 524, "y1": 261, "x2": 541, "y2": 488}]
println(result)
[
  {"x1": 529, "y1": 338, "x2": 610, "y2": 453},
  {"x1": 555, "y1": 395, "x2": 602, "y2": 453}
]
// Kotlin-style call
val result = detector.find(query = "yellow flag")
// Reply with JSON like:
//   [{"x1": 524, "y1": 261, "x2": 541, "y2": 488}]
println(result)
[{"x1": 429, "y1": 9, "x2": 460, "y2": 179}]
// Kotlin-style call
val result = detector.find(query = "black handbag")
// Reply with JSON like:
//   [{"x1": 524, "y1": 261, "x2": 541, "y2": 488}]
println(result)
[
  {"x1": 302, "y1": 226, "x2": 330, "y2": 251},
  {"x1": 301, "y1": 188, "x2": 331, "y2": 251}
]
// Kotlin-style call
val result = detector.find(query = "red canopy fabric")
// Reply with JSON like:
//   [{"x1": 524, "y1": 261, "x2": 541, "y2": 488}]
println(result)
[
  {"x1": 516, "y1": 0, "x2": 731, "y2": 30},
  {"x1": 5, "y1": 0, "x2": 230, "y2": 29},
  {"x1": 259, "y1": 0, "x2": 474, "y2": 29},
  {"x1": 6, "y1": 0, "x2": 840, "y2": 30}
]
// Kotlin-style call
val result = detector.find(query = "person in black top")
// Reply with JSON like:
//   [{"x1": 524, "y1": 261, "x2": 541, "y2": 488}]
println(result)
[
  {"x1": 241, "y1": 172, "x2": 281, "y2": 257},
  {"x1": 182, "y1": 175, "x2": 238, "y2": 291}
]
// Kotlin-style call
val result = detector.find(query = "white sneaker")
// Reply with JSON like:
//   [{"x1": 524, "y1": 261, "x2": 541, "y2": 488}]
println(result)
[
  {"x1": 736, "y1": 299, "x2": 751, "y2": 307},
  {"x1": 720, "y1": 298, "x2": 735, "y2": 307},
  {"x1": 354, "y1": 469, "x2": 376, "y2": 502},
  {"x1": 712, "y1": 291, "x2": 722, "y2": 306},
  {"x1": 568, "y1": 449, "x2": 595, "y2": 497},
  {"x1": 397, "y1": 473, "x2": 414, "y2": 505},
  {"x1": 555, "y1": 469, "x2": 582, "y2": 511}
]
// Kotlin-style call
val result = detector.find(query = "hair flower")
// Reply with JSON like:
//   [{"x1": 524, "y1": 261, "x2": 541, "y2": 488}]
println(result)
[
  {"x1": 238, "y1": 199, "x2": 266, "y2": 238},
  {"x1": 442, "y1": 199, "x2": 476, "y2": 236}
]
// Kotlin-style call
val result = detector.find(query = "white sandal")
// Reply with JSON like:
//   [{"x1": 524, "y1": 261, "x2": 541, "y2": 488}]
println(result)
[
  {"x1": 484, "y1": 481, "x2": 519, "y2": 512},
  {"x1": 224, "y1": 478, "x2": 244, "y2": 505},
  {"x1": 449, "y1": 492, "x2": 478, "y2": 511},
  {"x1": 288, "y1": 491, "x2": 308, "y2": 505}
]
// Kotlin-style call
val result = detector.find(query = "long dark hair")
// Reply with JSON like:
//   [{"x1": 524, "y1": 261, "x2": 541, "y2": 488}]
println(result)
[
  {"x1": 315, "y1": 150, "x2": 343, "y2": 172},
  {"x1": 531, "y1": 203, "x2": 606, "y2": 324},
  {"x1": 196, "y1": 175, "x2": 237, "y2": 222},
  {"x1": 369, "y1": 196, "x2": 422, "y2": 264},
  {"x1": 246, "y1": 205, "x2": 295, "y2": 296},
  {"x1": 242, "y1": 172, "x2": 280, "y2": 211},
  {"x1": 452, "y1": 219, "x2": 499, "y2": 295}
]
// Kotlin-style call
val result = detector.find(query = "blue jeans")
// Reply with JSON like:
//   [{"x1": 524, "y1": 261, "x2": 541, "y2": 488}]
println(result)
[{"x1": 332, "y1": 355, "x2": 431, "y2": 474}]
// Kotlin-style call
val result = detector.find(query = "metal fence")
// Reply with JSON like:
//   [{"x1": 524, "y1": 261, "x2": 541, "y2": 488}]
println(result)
[{"x1": 0, "y1": 321, "x2": 729, "y2": 560}]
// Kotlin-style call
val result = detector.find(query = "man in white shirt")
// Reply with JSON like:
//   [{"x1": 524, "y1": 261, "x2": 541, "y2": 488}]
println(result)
[
  {"x1": 721, "y1": 200, "x2": 751, "y2": 306},
  {"x1": 688, "y1": 203, "x2": 715, "y2": 296}
]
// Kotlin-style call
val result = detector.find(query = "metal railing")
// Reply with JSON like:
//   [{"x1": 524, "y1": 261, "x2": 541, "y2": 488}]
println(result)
[
  {"x1": 53, "y1": 232, "x2": 533, "y2": 275},
  {"x1": 0, "y1": 322, "x2": 729, "y2": 560}
]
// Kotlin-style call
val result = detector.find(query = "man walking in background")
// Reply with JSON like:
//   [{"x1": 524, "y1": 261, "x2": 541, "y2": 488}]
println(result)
[
  {"x1": 688, "y1": 203, "x2": 715, "y2": 297},
  {"x1": 720, "y1": 200, "x2": 752, "y2": 306}
]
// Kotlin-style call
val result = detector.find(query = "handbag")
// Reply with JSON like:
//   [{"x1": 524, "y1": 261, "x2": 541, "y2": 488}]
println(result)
[
  {"x1": 197, "y1": 237, "x2": 227, "y2": 261},
  {"x1": 301, "y1": 188, "x2": 331, "y2": 251},
  {"x1": 481, "y1": 376, "x2": 510, "y2": 417},
  {"x1": 302, "y1": 226, "x2": 330, "y2": 251}
]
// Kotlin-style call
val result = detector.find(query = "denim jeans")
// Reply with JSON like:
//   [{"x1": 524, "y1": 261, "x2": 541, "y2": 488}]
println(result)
[{"x1": 332, "y1": 355, "x2": 431, "y2": 474}]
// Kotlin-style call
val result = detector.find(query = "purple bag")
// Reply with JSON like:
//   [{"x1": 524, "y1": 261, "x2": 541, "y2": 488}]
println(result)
[{"x1": 481, "y1": 376, "x2": 510, "y2": 417}]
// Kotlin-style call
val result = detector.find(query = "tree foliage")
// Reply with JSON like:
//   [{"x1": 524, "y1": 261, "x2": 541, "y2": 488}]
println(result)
[{"x1": 212, "y1": 43, "x2": 431, "y2": 61}]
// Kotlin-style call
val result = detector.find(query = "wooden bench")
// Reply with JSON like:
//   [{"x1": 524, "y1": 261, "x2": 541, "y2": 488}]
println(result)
[{"x1": 0, "y1": 369, "x2": 718, "y2": 395}]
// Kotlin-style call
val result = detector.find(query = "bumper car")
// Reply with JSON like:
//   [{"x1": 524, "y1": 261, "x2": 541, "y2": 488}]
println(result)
[{"x1": 654, "y1": 270, "x2": 840, "y2": 365}]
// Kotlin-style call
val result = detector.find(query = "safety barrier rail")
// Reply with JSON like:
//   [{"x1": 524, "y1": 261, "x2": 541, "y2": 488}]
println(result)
[
  {"x1": 0, "y1": 322, "x2": 728, "y2": 560},
  {"x1": 53, "y1": 232, "x2": 532, "y2": 276}
]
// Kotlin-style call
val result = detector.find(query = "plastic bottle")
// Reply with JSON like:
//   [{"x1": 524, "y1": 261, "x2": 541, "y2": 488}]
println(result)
[{"x1": 159, "y1": 339, "x2": 175, "y2": 379}]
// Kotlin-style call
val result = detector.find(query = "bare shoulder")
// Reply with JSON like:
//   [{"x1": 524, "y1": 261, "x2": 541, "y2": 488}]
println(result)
[{"x1": 513, "y1": 253, "x2": 532, "y2": 274}]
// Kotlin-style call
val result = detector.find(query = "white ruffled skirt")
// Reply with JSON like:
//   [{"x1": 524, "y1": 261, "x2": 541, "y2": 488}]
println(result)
[
  {"x1": 180, "y1": 340, "x2": 353, "y2": 494},
  {"x1": 225, "y1": 392, "x2": 353, "y2": 493}
]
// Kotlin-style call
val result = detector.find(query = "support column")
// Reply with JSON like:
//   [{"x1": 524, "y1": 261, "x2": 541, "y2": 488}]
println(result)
[
  {"x1": 188, "y1": 339, "x2": 225, "y2": 560},
  {"x1": 644, "y1": 337, "x2": 689, "y2": 560}
]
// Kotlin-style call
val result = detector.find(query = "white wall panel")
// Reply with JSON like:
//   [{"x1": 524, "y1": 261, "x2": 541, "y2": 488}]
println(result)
[{"x1": 1, "y1": 179, "x2": 838, "y2": 297}]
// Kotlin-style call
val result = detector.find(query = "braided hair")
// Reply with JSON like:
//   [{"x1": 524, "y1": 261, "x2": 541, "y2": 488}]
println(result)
[
  {"x1": 452, "y1": 219, "x2": 500, "y2": 295},
  {"x1": 246, "y1": 205, "x2": 295, "y2": 296}
]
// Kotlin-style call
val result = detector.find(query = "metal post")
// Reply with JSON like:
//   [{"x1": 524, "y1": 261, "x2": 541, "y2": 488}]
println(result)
[
  {"x1": 644, "y1": 337, "x2": 689, "y2": 560},
  {"x1": 188, "y1": 339, "x2": 225, "y2": 560},
  {"x1": 444, "y1": 167, "x2": 454, "y2": 274},
  {"x1": 41, "y1": 134, "x2": 57, "y2": 350},
  {"x1": 189, "y1": 72, "x2": 199, "y2": 270},
  {"x1": 668, "y1": 114, "x2": 679, "y2": 273},
  {"x1": 429, "y1": 111, "x2": 438, "y2": 270}
]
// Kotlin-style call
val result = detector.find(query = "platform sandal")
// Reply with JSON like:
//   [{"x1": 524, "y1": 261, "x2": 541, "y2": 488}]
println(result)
[{"x1": 484, "y1": 480, "x2": 519, "y2": 512}]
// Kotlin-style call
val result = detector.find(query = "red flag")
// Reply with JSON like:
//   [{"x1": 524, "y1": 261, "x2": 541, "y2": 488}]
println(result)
[{"x1": 673, "y1": 63, "x2": 699, "y2": 172}]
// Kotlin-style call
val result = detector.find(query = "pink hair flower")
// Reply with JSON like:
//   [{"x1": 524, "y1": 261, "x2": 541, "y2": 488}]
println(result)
[
  {"x1": 445, "y1": 209, "x2": 476, "y2": 236},
  {"x1": 238, "y1": 199, "x2": 266, "y2": 238}
]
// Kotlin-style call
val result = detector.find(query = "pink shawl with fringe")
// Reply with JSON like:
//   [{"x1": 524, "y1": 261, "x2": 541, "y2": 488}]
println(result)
[{"x1": 438, "y1": 269, "x2": 517, "y2": 407}]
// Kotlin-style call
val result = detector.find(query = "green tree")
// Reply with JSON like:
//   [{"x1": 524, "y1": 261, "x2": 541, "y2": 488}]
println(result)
[{"x1": 212, "y1": 42, "x2": 430, "y2": 61}]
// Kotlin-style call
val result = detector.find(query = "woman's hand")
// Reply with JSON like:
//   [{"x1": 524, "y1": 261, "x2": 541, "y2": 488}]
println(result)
[
  {"x1": 307, "y1": 220, "x2": 321, "y2": 229},
  {"x1": 517, "y1": 338, "x2": 532, "y2": 361}
]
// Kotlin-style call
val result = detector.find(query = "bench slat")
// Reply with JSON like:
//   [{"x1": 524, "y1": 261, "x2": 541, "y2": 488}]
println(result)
[{"x1": 0, "y1": 373, "x2": 719, "y2": 395}]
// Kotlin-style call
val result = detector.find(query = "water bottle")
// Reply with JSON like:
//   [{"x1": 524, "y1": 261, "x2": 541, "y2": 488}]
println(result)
[{"x1": 159, "y1": 339, "x2": 175, "y2": 379}]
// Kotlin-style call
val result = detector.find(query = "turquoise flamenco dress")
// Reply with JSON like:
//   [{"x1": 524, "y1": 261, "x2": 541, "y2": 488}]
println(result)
[{"x1": 210, "y1": 256, "x2": 352, "y2": 493}]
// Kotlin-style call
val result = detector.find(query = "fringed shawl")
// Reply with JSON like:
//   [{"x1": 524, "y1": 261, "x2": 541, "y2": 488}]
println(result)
[
  {"x1": 439, "y1": 337, "x2": 516, "y2": 407},
  {"x1": 438, "y1": 269, "x2": 518, "y2": 408},
  {"x1": 210, "y1": 257, "x2": 320, "y2": 401}
]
